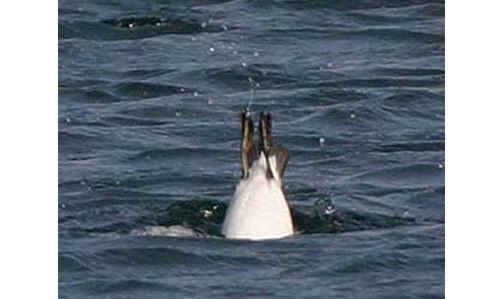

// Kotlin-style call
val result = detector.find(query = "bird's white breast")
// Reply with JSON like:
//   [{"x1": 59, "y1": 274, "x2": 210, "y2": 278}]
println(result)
[{"x1": 222, "y1": 153, "x2": 294, "y2": 240}]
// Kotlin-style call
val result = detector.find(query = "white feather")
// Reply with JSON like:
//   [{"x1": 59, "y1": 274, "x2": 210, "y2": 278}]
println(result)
[{"x1": 222, "y1": 153, "x2": 294, "y2": 240}]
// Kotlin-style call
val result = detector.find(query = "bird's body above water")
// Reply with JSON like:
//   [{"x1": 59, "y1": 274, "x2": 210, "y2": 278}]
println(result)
[
  {"x1": 222, "y1": 111, "x2": 294, "y2": 240},
  {"x1": 222, "y1": 152, "x2": 294, "y2": 240}
]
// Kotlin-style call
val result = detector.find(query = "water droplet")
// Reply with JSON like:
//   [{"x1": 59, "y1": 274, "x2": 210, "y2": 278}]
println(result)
[
  {"x1": 155, "y1": 22, "x2": 161, "y2": 26},
  {"x1": 208, "y1": 99, "x2": 214, "y2": 105},
  {"x1": 319, "y1": 137, "x2": 325, "y2": 147},
  {"x1": 324, "y1": 205, "x2": 335, "y2": 215},
  {"x1": 115, "y1": 180, "x2": 121, "y2": 185},
  {"x1": 327, "y1": 62, "x2": 333, "y2": 67},
  {"x1": 233, "y1": 50, "x2": 238, "y2": 55},
  {"x1": 180, "y1": 88, "x2": 185, "y2": 93},
  {"x1": 350, "y1": 113, "x2": 356, "y2": 119},
  {"x1": 202, "y1": 210, "x2": 213, "y2": 218},
  {"x1": 193, "y1": 91, "x2": 199, "y2": 97},
  {"x1": 222, "y1": 24, "x2": 228, "y2": 31},
  {"x1": 437, "y1": 163, "x2": 444, "y2": 169},
  {"x1": 241, "y1": 62, "x2": 247, "y2": 67},
  {"x1": 65, "y1": 117, "x2": 71, "y2": 123},
  {"x1": 315, "y1": 198, "x2": 336, "y2": 219},
  {"x1": 255, "y1": 82, "x2": 261, "y2": 88},
  {"x1": 128, "y1": 23, "x2": 134, "y2": 29},
  {"x1": 209, "y1": 47, "x2": 215, "y2": 52},
  {"x1": 253, "y1": 51, "x2": 259, "y2": 57},
  {"x1": 201, "y1": 21, "x2": 207, "y2": 28},
  {"x1": 315, "y1": 199, "x2": 325, "y2": 206},
  {"x1": 175, "y1": 112, "x2": 181, "y2": 117}
]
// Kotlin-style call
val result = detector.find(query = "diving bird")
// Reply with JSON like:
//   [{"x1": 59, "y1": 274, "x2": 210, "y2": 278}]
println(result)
[{"x1": 222, "y1": 110, "x2": 294, "y2": 240}]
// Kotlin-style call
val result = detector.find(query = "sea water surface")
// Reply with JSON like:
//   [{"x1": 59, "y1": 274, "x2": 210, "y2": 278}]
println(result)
[{"x1": 59, "y1": 0, "x2": 445, "y2": 298}]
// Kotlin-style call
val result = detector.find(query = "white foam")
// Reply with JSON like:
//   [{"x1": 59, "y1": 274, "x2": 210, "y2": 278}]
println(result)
[{"x1": 132, "y1": 225, "x2": 198, "y2": 237}]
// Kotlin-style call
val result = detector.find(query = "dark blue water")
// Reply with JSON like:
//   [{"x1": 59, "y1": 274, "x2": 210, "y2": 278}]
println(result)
[{"x1": 59, "y1": 0, "x2": 444, "y2": 297}]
